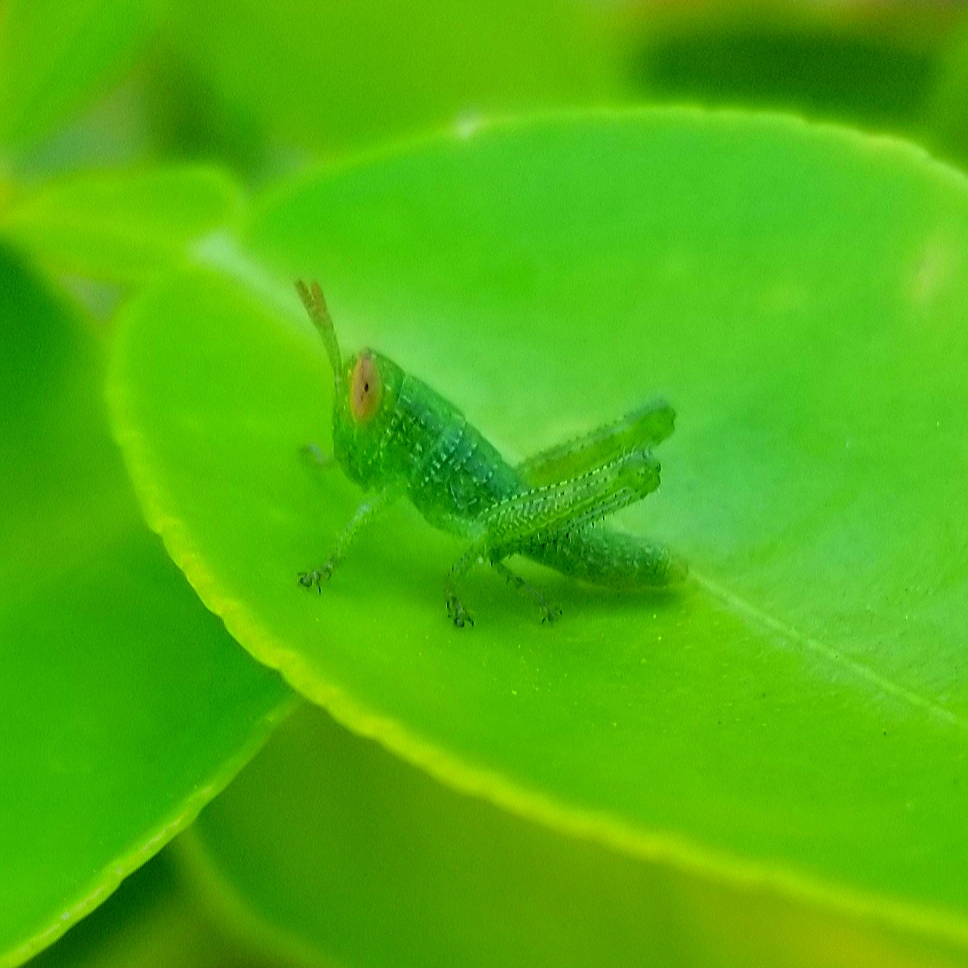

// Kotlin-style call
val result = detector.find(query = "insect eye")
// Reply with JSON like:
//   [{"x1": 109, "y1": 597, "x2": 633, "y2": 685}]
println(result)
[{"x1": 350, "y1": 352, "x2": 382, "y2": 422}]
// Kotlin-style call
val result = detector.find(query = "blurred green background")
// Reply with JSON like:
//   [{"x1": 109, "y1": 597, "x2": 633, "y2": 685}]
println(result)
[
  {"x1": 4, "y1": 2, "x2": 968, "y2": 967},
  {"x1": 7, "y1": 0, "x2": 968, "y2": 182}
]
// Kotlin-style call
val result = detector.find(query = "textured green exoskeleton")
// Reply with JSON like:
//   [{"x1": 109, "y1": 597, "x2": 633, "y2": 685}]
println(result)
[{"x1": 295, "y1": 281, "x2": 686, "y2": 627}]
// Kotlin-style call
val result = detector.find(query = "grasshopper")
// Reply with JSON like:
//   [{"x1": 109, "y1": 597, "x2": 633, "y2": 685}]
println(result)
[{"x1": 296, "y1": 281, "x2": 686, "y2": 627}]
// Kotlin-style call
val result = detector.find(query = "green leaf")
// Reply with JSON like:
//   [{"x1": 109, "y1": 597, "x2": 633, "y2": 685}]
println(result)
[
  {"x1": 0, "y1": 166, "x2": 241, "y2": 282},
  {"x1": 0, "y1": 0, "x2": 157, "y2": 152},
  {"x1": 179, "y1": 703, "x2": 968, "y2": 968},
  {"x1": 107, "y1": 109, "x2": 968, "y2": 949},
  {"x1": 0, "y1": 245, "x2": 292, "y2": 967}
]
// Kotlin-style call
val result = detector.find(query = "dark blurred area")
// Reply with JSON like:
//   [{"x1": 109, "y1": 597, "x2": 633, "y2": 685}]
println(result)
[
  {"x1": 617, "y1": 2, "x2": 968, "y2": 165},
  {"x1": 632, "y1": 11, "x2": 937, "y2": 124}
]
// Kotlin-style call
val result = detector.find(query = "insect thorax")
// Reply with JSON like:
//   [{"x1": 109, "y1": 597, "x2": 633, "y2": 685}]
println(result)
[{"x1": 393, "y1": 373, "x2": 522, "y2": 531}]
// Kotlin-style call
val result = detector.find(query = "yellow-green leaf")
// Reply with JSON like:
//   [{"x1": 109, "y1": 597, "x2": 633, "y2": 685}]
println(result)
[
  {"x1": 0, "y1": 246, "x2": 291, "y2": 966},
  {"x1": 0, "y1": 0, "x2": 157, "y2": 152},
  {"x1": 107, "y1": 109, "x2": 968, "y2": 951},
  {"x1": 0, "y1": 166, "x2": 241, "y2": 283},
  {"x1": 180, "y1": 704, "x2": 968, "y2": 968}
]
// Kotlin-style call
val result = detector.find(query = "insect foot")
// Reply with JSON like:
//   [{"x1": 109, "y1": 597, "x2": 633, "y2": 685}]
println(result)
[
  {"x1": 297, "y1": 562, "x2": 335, "y2": 593},
  {"x1": 446, "y1": 595, "x2": 475, "y2": 629},
  {"x1": 541, "y1": 603, "x2": 563, "y2": 625},
  {"x1": 300, "y1": 442, "x2": 333, "y2": 470}
]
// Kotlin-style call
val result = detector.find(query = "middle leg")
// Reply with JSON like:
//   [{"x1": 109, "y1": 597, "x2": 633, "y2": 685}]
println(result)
[{"x1": 443, "y1": 546, "x2": 480, "y2": 628}]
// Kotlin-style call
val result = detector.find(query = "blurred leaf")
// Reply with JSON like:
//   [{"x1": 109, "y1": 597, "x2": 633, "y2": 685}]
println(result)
[
  {"x1": 160, "y1": 0, "x2": 620, "y2": 158},
  {"x1": 0, "y1": 0, "x2": 157, "y2": 153},
  {"x1": 137, "y1": 47, "x2": 268, "y2": 179},
  {"x1": 0, "y1": 166, "x2": 241, "y2": 283},
  {"x1": 31, "y1": 851, "x2": 265, "y2": 968},
  {"x1": 108, "y1": 110, "x2": 968, "y2": 950},
  {"x1": 179, "y1": 703, "x2": 968, "y2": 968},
  {"x1": 636, "y1": 27, "x2": 933, "y2": 127},
  {"x1": 618, "y1": 5, "x2": 954, "y2": 135},
  {"x1": 925, "y1": 10, "x2": 968, "y2": 172},
  {"x1": 0, "y1": 246, "x2": 292, "y2": 967}
]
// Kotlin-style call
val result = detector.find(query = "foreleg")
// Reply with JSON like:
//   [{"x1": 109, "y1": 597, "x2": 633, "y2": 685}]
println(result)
[
  {"x1": 300, "y1": 442, "x2": 334, "y2": 470},
  {"x1": 298, "y1": 490, "x2": 394, "y2": 591}
]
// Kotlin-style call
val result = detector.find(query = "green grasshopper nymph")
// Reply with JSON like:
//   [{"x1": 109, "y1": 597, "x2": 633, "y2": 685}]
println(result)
[{"x1": 295, "y1": 280, "x2": 686, "y2": 627}]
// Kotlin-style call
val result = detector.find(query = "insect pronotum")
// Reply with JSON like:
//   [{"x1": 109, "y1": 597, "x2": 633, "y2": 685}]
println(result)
[{"x1": 295, "y1": 280, "x2": 686, "y2": 627}]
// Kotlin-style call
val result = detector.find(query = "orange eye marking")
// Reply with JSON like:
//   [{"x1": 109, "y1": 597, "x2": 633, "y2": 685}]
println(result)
[{"x1": 350, "y1": 352, "x2": 382, "y2": 422}]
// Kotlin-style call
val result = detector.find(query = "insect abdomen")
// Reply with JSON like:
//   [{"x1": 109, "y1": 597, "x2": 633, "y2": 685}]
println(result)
[{"x1": 525, "y1": 525, "x2": 687, "y2": 588}]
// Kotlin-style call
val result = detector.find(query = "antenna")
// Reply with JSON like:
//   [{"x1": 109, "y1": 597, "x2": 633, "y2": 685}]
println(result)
[{"x1": 296, "y1": 279, "x2": 343, "y2": 394}]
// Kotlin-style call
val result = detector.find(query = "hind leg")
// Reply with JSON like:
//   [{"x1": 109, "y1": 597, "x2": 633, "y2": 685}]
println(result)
[{"x1": 493, "y1": 560, "x2": 561, "y2": 624}]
